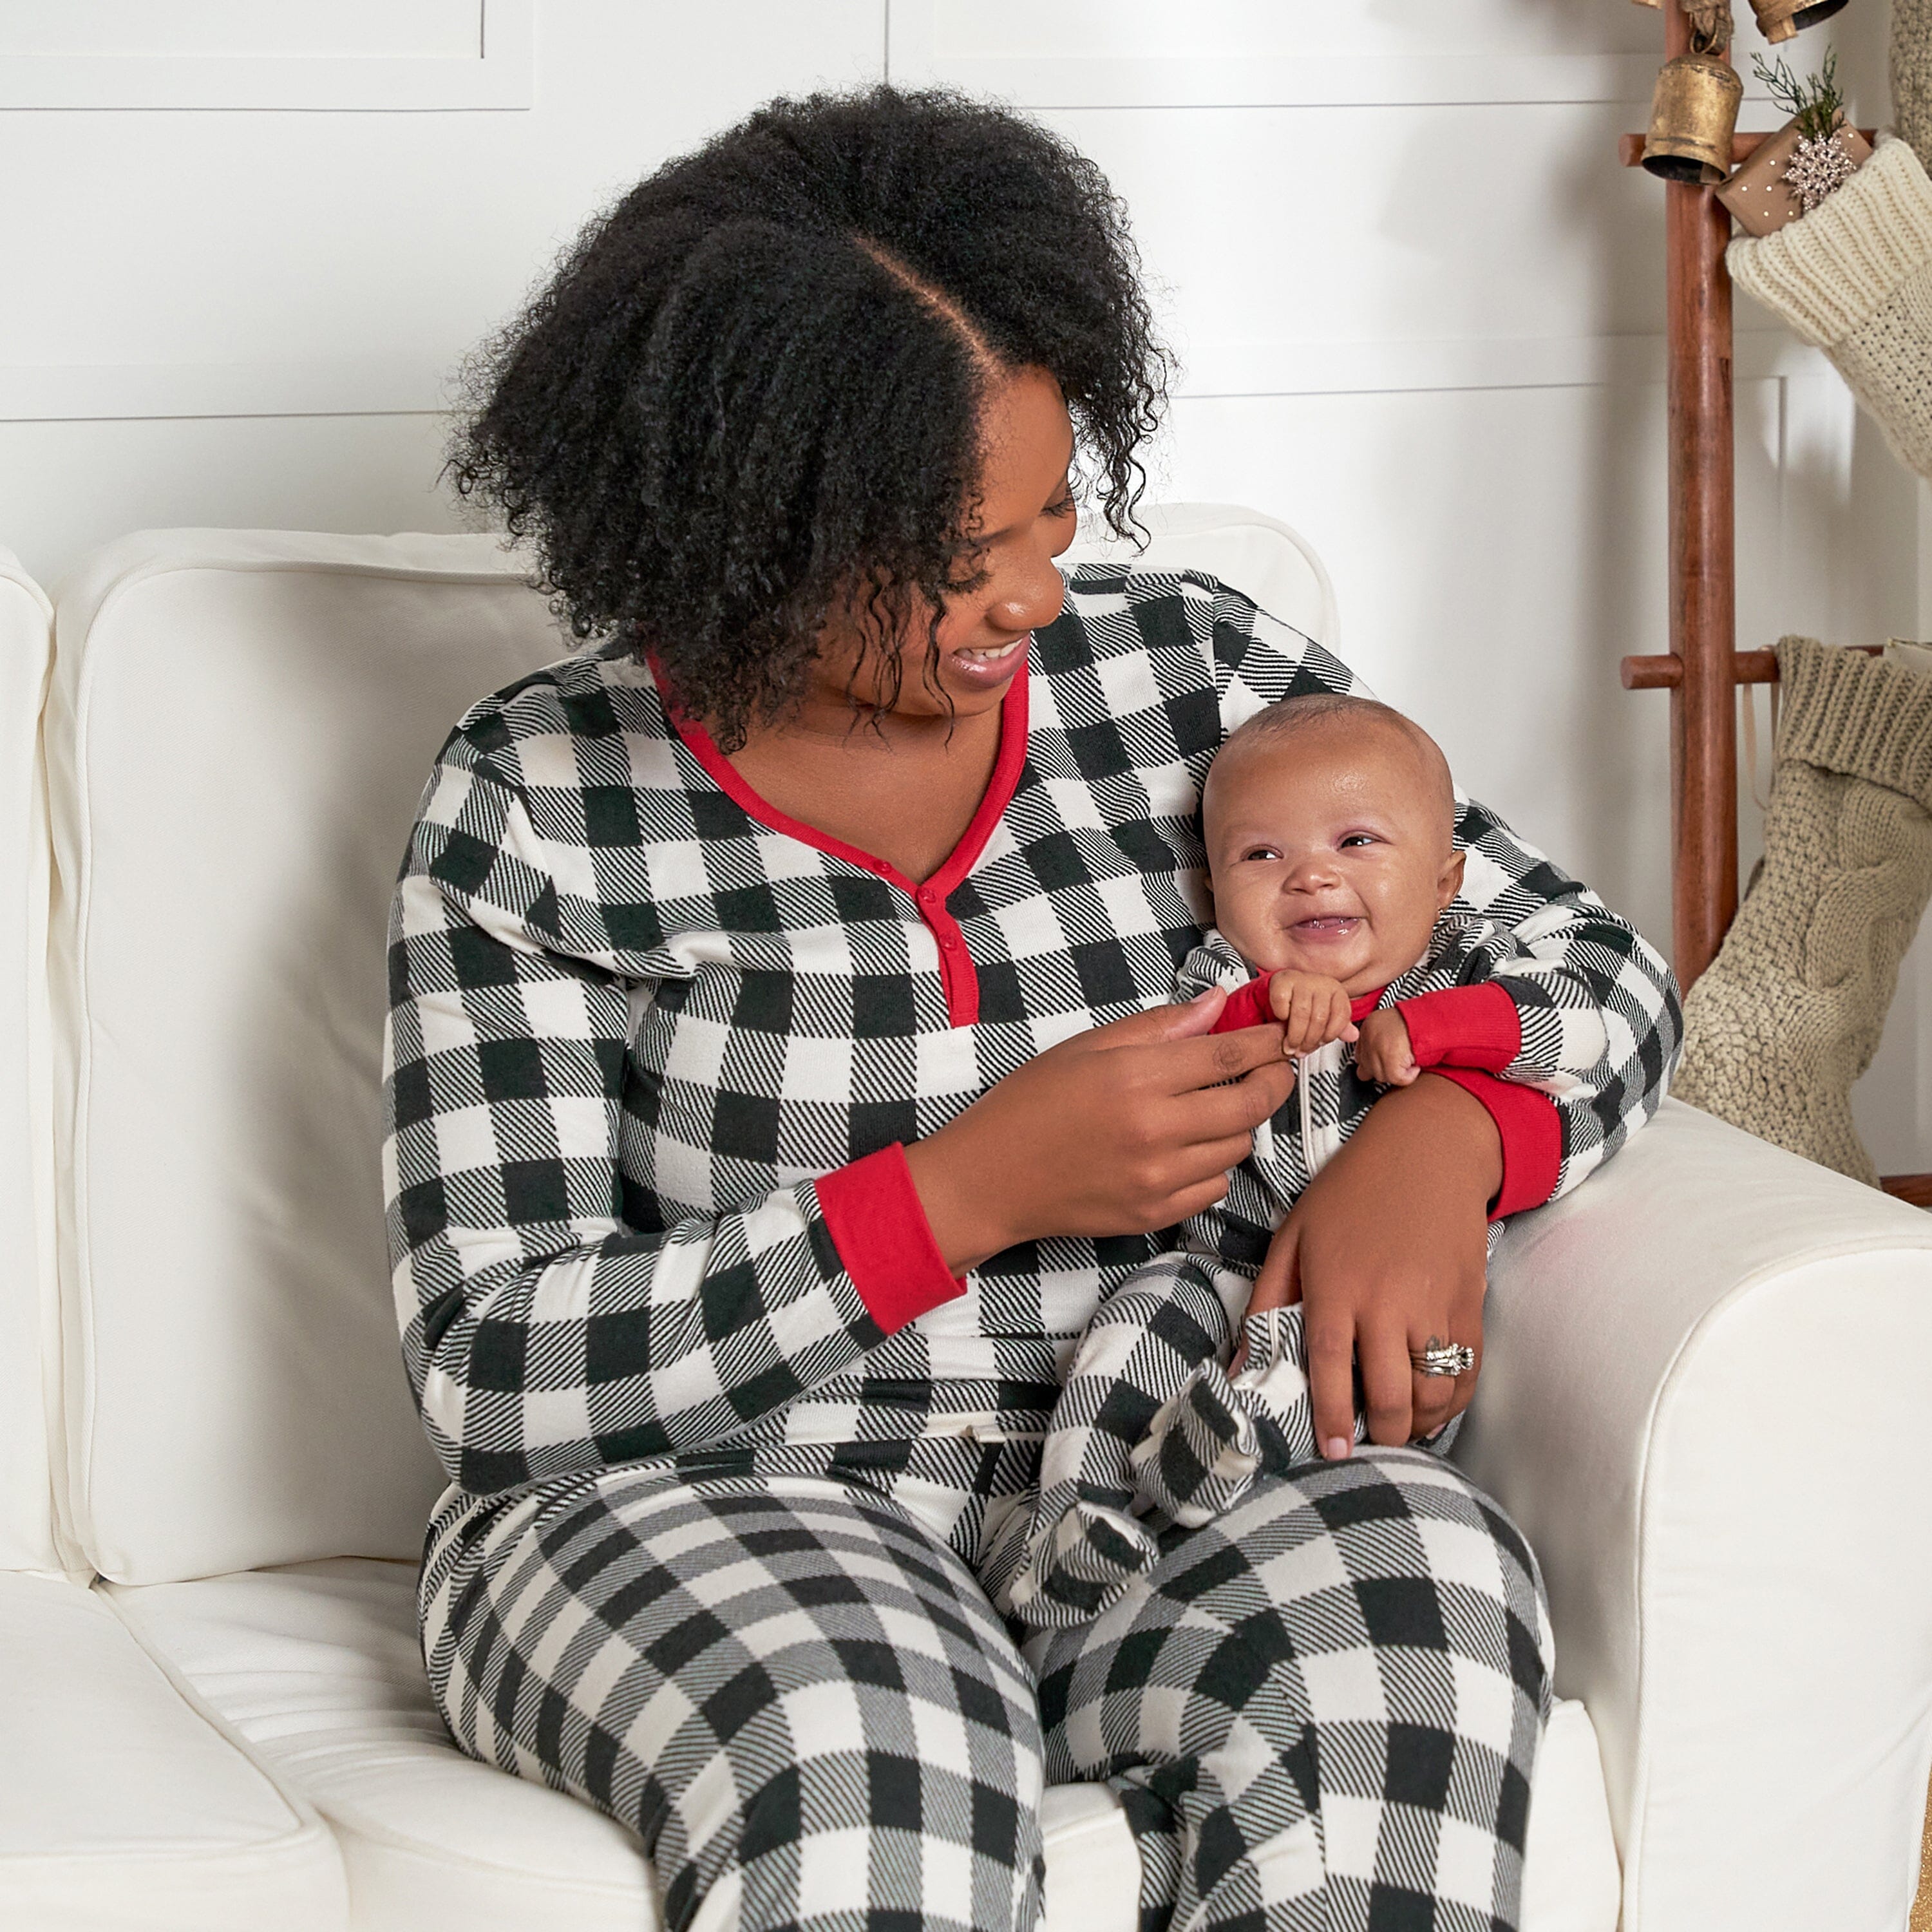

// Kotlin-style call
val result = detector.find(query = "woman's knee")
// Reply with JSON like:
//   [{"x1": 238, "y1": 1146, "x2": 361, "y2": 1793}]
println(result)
[{"x1": 427, "y1": 1472, "x2": 1047, "y2": 1932}]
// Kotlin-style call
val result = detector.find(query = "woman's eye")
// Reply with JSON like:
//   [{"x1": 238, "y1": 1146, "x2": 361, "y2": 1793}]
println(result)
[{"x1": 1045, "y1": 495, "x2": 1078, "y2": 520}]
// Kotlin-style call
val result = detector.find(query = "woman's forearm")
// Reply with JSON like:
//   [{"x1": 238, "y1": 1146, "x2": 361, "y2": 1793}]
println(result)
[{"x1": 1368, "y1": 1073, "x2": 1504, "y2": 1205}]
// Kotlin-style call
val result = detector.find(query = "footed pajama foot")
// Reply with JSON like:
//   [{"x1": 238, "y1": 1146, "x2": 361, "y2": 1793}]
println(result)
[
  {"x1": 1005, "y1": 1496, "x2": 1160, "y2": 1627},
  {"x1": 1130, "y1": 1305, "x2": 1368, "y2": 1526}
]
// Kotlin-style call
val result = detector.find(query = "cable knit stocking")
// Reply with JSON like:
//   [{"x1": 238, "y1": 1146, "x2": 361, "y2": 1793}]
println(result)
[
  {"x1": 1728, "y1": 134, "x2": 1932, "y2": 482},
  {"x1": 1675, "y1": 638, "x2": 1932, "y2": 1186}
]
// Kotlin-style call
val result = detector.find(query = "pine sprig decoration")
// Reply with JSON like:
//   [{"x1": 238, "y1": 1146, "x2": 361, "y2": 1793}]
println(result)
[{"x1": 1752, "y1": 47, "x2": 1844, "y2": 145}]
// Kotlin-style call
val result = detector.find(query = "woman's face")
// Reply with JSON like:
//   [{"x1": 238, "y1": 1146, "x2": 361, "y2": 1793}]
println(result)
[{"x1": 813, "y1": 363, "x2": 1078, "y2": 722}]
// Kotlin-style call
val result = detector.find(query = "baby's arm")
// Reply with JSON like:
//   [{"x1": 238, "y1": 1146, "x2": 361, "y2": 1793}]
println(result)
[
  {"x1": 1358, "y1": 926, "x2": 1611, "y2": 1101},
  {"x1": 995, "y1": 1251, "x2": 1242, "y2": 1628}
]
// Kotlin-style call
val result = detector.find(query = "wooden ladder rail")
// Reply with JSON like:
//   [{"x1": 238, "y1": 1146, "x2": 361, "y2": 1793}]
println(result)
[{"x1": 1616, "y1": 2, "x2": 1927, "y2": 1204}]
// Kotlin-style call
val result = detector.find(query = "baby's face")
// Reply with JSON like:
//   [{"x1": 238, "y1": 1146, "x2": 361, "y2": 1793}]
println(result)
[{"x1": 1204, "y1": 719, "x2": 1464, "y2": 994}]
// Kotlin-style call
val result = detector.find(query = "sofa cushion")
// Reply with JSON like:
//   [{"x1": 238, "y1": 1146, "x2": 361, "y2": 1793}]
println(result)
[
  {"x1": 106, "y1": 1558, "x2": 1616, "y2": 1932},
  {"x1": 44, "y1": 531, "x2": 576, "y2": 1583},
  {"x1": 0, "y1": 548, "x2": 65, "y2": 1576},
  {"x1": 0, "y1": 1570, "x2": 345, "y2": 1930}
]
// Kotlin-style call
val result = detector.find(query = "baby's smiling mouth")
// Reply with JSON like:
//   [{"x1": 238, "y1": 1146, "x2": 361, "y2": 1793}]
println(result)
[{"x1": 1288, "y1": 914, "x2": 1363, "y2": 940}]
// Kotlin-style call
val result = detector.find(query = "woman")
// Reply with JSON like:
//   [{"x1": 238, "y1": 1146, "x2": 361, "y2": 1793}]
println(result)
[{"x1": 384, "y1": 86, "x2": 1677, "y2": 1932}]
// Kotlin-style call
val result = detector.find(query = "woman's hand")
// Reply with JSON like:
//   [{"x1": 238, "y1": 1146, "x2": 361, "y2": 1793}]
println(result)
[
  {"x1": 1240, "y1": 1074, "x2": 1500, "y2": 1452},
  {"x1": 905, "y1": 990, "x2": 1298, "y2": 1274}
]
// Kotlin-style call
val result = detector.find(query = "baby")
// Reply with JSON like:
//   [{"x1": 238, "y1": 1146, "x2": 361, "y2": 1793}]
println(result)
[{"x1": 993, "y1": 692, "x2": 1608, "y2": 1629}]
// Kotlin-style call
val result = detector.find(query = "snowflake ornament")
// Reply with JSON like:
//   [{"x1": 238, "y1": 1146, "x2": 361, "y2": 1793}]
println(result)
[{"x1": 1783, "y1": 131, "x2": 1859, "y2": 214}]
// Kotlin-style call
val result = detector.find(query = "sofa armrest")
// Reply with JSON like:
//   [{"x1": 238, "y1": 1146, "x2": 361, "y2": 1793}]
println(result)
[{"x1": 1457, "y1": 1099, "x2": 1932, "y2": 1932}]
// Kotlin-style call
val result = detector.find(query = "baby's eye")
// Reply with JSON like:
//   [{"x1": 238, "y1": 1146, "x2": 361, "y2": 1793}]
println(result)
[
  {"x1": 1242, "y1": 845, "x2": 1282, "y2": 863},
  {"x1": 1338, "y1": 833, "x2": 1378, "y2": 849}
]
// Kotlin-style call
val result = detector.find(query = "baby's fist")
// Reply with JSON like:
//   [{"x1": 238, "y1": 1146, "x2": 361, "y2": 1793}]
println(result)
[
  {"x1": 1354, "y1": 1009, "x2": 1419, "y2": 1086},
  {"x1": 1266, "y1": 971, "x2": 1358, "y2": 1056}
]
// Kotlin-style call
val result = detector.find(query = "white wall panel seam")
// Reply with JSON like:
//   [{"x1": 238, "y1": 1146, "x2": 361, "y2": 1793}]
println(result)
[
  {"x1": 0, "y1": 0, "x2": 533, "y2": 112},
  {"x1": 0, "y1": 336, "x2": 1837, "y2": 424}
]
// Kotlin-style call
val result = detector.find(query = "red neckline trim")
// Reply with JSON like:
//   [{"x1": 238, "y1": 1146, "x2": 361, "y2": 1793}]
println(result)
[{"x1": 651, "y1": 657, "x2": 1030, "y2": 897}]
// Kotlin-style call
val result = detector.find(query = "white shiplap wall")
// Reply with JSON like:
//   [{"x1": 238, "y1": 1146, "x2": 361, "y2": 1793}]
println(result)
[{"x1": 2, "y1": 0, "x2": 1926, "y2": 1167}]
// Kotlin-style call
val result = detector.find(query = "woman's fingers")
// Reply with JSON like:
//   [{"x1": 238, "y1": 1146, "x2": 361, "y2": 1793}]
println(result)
[
  {"x1": 1087, "y1": 987, "x2": 1229, "y2": 1047},
  {"x1": 1237, "y1": 1218, "x2": 1303, "y2": 1371},
  {"x1": 1410, "y1": 1351, "x2": 1459, "y2": 1438},
  {"x1": 1305, "y1": 1304, "x2": 1358, "y2": 1455},
  {"x1": 1358, "y1": 1319, "x2": 1415, "y2": 1447},
  {"x1": 1150, "y1": 1023, "x2": 1294, "y2": 1090},
  {"x1": 1168, "y1": 1060, "x2": 1296, "y2": 1144}
]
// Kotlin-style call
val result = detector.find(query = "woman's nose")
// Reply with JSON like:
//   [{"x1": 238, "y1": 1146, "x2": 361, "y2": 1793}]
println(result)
[{"x1": 989, "y1": 555, "x2": 1066, "y2": 634}]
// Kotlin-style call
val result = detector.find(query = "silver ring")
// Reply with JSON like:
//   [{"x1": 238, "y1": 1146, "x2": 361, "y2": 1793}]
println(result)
[{"x1": 1410, "y1": 1338, "x2": 1475, "y2": 1378}]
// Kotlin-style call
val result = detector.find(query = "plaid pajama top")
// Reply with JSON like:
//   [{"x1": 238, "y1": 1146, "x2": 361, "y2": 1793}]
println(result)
[{"x1": 383, "y1": 565, "x2": 1680, "y2": 1557}]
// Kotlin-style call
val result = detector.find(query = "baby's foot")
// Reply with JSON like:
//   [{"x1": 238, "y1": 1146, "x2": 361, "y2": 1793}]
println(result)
[{"x1": 1009, "y1": 1497, "x2": 1159, "y2": 1627}]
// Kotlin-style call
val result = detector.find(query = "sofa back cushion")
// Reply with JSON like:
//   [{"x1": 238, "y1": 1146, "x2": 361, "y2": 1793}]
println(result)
[
  {"x1": 43, "y1": 511, "x2": 1333, "y2": 1585},
  {"x1": 45, "y1": 533, "x2": 573, "y2": 1582},
  {"x1": 0, "y1": 549, "x2": 64, "y2": 1575}
]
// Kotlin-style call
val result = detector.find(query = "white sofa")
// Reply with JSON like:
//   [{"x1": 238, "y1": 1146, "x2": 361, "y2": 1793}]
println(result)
[{"x1": 3, "y1": 508, "x2": 1929, "y2": 1932}]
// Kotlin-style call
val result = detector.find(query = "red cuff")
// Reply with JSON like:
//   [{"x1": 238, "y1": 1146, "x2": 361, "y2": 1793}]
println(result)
[
  {"x1": 1426, "y1": 1069, "x2": 1560, "y2": 1220},
  {"x1": 1396, "y1": 983, "x2": 1522, "y2": 1073},
  {"x1": 815, "y1": 1145, "x2": 965, "y2": 1332},
  {"x1": 1209, "y1": 975, "x2": 1276, "y2": 1033}
]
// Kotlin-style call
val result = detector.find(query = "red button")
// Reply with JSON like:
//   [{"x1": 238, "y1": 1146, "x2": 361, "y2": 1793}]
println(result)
[{"x1": 940, "y1": 934, "x2": 958, "y2": 950}]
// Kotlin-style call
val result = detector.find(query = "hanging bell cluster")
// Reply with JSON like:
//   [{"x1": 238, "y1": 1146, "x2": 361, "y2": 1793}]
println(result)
[
  {"x1": 1633, "y1": 0, "x2": 1849, "y2": 179},
  {"x1": 1638, "y1": 0, "x2": 1852, "y2": 184}
]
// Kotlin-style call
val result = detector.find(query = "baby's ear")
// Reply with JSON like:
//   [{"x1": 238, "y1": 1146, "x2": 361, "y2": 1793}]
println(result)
[{"x1": 1437, "y1": 847, "x2": 1466, "y2": 908}]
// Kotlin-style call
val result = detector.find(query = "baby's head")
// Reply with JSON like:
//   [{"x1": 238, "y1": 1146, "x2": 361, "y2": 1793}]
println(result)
[{"x1": 1202, "y1": 694, "x2": 1465, "y2": 994}]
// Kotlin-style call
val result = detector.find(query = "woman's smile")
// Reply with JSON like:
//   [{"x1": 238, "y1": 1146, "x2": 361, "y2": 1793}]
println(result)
[{"x1": 948, "y1": 632, "x2": 1030, "y2": 690}]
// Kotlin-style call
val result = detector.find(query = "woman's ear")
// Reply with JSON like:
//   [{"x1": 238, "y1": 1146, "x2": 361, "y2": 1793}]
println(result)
[{"x1": 1437, "y1": 847, "x2": 1466, "y2": 909}]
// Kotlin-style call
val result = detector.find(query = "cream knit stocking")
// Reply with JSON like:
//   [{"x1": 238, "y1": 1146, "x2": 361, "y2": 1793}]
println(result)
[
  {"x1": 1675, "y1": 638, "x2": 1932, "y2": 1186},
  {"x1": 1728, "y1": 135, "x2": 1932, "y2": 482}
]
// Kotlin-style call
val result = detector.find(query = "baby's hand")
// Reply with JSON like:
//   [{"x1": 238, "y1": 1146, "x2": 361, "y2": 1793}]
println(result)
[
  {"x1": 1354, "y1": 1008, "x2": 1419, "y2": 1086},
  {"x1": 1265, "y1": 971, "x2": 1358, "y2": 1056}
]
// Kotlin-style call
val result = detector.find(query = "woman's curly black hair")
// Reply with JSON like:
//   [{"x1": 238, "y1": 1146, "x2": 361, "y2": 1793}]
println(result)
[{"x1": 450, "y1": 84, "x2": 1168, "y2": 748}]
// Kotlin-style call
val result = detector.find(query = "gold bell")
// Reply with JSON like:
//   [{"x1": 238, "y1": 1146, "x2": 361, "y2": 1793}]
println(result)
[
  {"x1": 1748, "y1": 0, "x2": 1850, "y2": 43},
  {"x1": 1642, "y1": 52, "x2": 1743, "y2": 184}
]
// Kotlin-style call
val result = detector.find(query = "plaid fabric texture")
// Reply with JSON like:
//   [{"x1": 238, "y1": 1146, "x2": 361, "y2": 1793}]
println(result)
[
  {"x1": 1031, "y1": 1450, "x2": 1553, "y2": 1932},
  {"x1": 384, "y1": 562, "x2": 1674, "y2": 1930},
  {"x1": 421, "y1": 1471, "x2": 1046, "y2": 1932},
  {"x1": 1126, "y1": 1303, "x2": 1405, "y2": 1530}
]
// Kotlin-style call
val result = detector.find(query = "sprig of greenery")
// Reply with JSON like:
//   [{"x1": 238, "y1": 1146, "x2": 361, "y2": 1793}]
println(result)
[{"x1": 1752, "y1": 48, "x2": 1844, "y2": 146}]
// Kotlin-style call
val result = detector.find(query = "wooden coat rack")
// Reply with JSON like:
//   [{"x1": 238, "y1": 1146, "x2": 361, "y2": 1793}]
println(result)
[{"x1": 1616, "y1": 1, "x2": 1931, "y2": 1206}]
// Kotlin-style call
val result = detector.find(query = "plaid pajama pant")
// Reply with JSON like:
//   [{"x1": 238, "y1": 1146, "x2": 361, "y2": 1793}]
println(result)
[{"x1": 420, "y1": 1448, "x2": 1549, "y2": 1932}]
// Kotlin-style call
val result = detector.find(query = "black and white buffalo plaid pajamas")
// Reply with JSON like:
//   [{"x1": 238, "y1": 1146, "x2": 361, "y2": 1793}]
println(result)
[
  {"x1": 384, "y1": 564, "x2": 1679, "y2": 1932},
  {"x1": 998, "y1": 916, "x2": 1615, "y2": 1631}
]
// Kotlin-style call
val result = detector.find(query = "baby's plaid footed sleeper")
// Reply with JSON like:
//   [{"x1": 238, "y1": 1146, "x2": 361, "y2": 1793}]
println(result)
[
  {"x1": 993, "y1": 918, "x2": 1611, "y2": 1632},
  {"x1": 383, "y1": 565, "x2": 1678, "y2": 1932}
]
